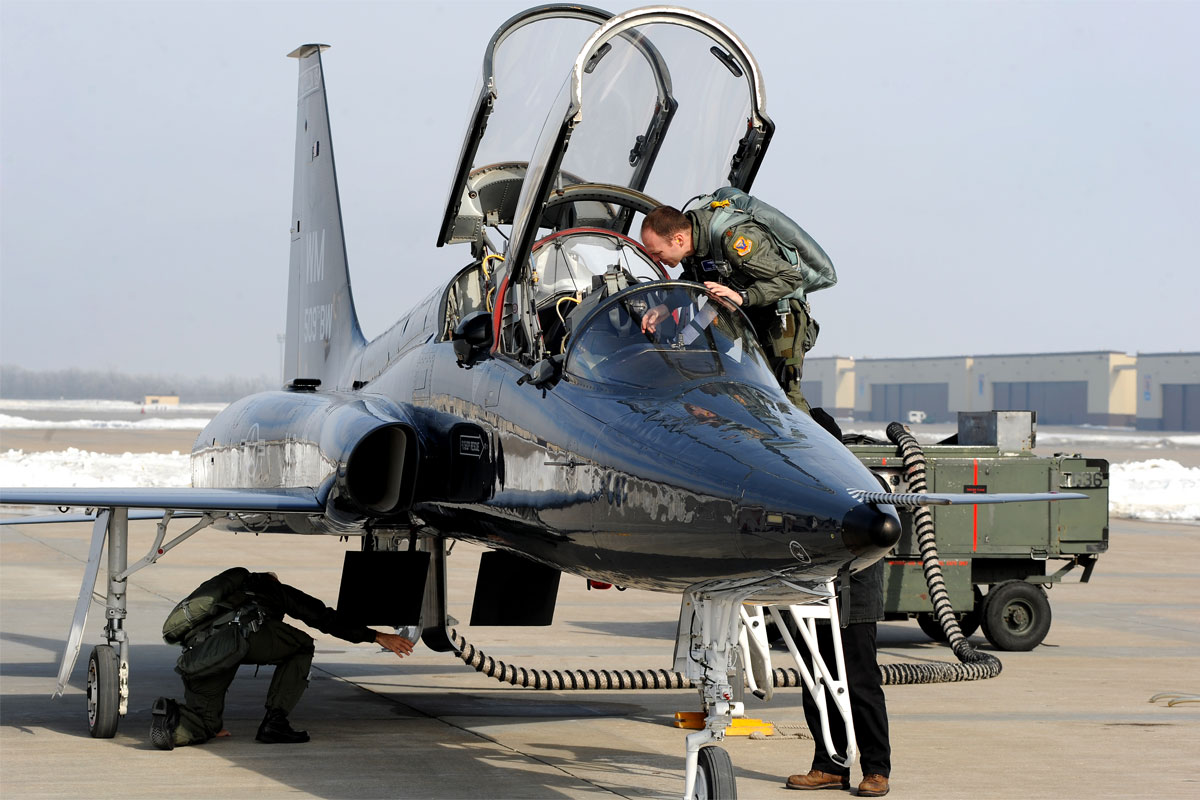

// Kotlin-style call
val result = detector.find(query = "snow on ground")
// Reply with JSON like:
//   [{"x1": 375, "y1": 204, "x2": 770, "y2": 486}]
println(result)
[
  {"x1": 0, "y1": 448, "x2": 191, "y2": 489},
  {"x1": 0, "y1": 413, "x2": 213, "y2": 430},
  {"x1": 1109, "y1": 459, "x2": 1200, "y2": 522},
  {"x1": 0, "y1": 399, "x2": 227, "y2": 415},
  {"x1": 839, "y1": 423, "x2": 1200, "y2": 450},
  {"x1": 1036, "y1": 430, "x2": 1200, "y2": 449}
]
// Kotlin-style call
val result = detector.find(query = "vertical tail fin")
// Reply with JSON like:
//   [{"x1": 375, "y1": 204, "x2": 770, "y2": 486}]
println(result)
[{"x1": 283, "y1": 44, "x2": 365, "y2": 388}]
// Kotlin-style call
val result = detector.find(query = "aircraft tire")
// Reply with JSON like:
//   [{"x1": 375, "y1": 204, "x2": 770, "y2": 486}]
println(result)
[
  {"x1": 981, "y1": 582, "x2": 1051, "y2": 651},
  {"x1": 87, "y1": 645, "x2": 120, "y2": 738},
  {"x1": 693, "y1": 745, "x2": 737, "y2": 799}
]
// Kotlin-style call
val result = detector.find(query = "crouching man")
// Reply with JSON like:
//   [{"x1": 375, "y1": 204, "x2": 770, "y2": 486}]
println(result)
[{"x1": 151, "y1": 567, "x2": 413, "y2": 749}]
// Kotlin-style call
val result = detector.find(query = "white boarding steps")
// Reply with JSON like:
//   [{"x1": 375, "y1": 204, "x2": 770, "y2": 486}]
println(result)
[{"x1": 676, "y1": 579, "x2": 857, "y2": 799}]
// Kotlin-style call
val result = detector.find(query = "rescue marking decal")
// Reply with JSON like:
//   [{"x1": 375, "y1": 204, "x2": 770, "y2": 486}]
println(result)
[{"x1": 732, "y1": 236, "x2": 753, "y2": 256}]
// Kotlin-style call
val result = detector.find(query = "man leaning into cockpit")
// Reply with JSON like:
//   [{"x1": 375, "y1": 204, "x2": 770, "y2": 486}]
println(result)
[{"x1": 638, "y1": 205, "x2": 816, "y2": 414}]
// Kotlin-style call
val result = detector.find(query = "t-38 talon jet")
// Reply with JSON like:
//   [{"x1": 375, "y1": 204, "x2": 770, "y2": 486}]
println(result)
[{"x1": 0, "y1": 6, "x2": 1085, "y2": 797}]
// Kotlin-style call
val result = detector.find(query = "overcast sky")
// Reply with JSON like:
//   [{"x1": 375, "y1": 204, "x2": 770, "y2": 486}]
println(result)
[{"x1": 2, "y1": 0, "x2": 1197, "y2": 381}]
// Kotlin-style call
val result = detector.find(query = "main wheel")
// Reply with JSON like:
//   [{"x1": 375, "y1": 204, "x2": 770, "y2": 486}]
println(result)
[
  {"x1": 981, "y1": 582, "x2": 1051, "y2": 651},
  {"x1": 692, "y1": 745, "x2": 737, "y2": 799},
  {"x1": 87, "y1": 645, "x2": 120, "y2": 738}
]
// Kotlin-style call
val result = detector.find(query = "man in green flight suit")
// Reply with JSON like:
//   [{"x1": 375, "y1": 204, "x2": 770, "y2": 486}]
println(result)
[
  {"x1": 150, "y1": 568, "x2": 413, "y2": 749},
  {"x1": 639, "y1": 204, "x2": 819, "y2": 414}
]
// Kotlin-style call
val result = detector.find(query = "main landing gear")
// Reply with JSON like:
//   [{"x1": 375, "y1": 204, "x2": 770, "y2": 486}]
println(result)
[{"x1": 57, "y1": 507, "x2": 214, "y2": 737}]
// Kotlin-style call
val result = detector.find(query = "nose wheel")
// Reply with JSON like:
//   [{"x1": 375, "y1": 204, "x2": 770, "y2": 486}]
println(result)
[
  {"x1": 691, "y1": 745, "x2": 737, "y2": 799},
  {"x1": 87, "y1": 645, "x2": 120, "y2": 738}
]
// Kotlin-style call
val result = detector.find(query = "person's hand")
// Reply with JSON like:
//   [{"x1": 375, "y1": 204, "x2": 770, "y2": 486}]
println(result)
[
  {"x1": 703, "y1": 282, "x2": 742, "y2": 305},
  {"x1": 375, "y1": 631, "x2": 415, "y2": 658},
  {"x1": 641, "y1": 303, "x2": 670, "y2": 333}
]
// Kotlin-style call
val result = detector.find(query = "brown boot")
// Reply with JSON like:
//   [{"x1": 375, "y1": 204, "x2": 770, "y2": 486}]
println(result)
[
  {"x1": 785, "y1": 769, "x2": 850, "y2": 790},
  {"x1": 857, "y1": 774, "x2": 890, "y2": 797}
]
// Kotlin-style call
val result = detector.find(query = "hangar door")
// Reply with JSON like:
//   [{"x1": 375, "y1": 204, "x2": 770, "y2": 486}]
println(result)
[
  {"x1": 993, "y1": 381, "x2": 1087, "y2": 425},
  {"x1": 869, "y1": 383, "x2": 950, "y2": 423},
  {"x1": 1162, "y1": 384, "x2": 1200, "y2": 431}
]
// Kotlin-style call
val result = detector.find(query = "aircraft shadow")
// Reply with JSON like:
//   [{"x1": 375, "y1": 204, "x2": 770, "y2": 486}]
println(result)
[
  {"x1": 4, "y1": 662, "x2": 777, "y2": 798},
  {"x1": 567, "y1": 619, "x2": 678, "y2": 639}
]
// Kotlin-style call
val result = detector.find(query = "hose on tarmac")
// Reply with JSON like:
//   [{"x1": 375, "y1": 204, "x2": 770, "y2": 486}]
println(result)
[
  {"x1": 451, "y1": 422, "x2": 1000, "y2": 690},
  {"x1": 451, "y1": 629, "x2": 691, "y2": 689},
  {"x1": 876, "y1": 422, "x2": 1001, "y2": 684}
]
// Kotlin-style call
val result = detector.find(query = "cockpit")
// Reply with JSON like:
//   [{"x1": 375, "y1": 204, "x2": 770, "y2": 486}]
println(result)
[
  {"x1": 530, "y1": 227, "x2": 665, "y2": 356},
  {"x1": 437, "y1": 5, "x2": 775, "y2": 376}
]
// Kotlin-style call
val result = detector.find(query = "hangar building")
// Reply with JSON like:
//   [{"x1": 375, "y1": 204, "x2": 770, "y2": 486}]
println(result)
[
  {"x1": 972, "y1": 351, "x2": 1137, "y2": 426},
  {"x1": 806, "y1": 350, "x2": 1155, "y2": 427},
  {"x1": 1136, "y1": 352, "x2": 1200, "y2": 431}
]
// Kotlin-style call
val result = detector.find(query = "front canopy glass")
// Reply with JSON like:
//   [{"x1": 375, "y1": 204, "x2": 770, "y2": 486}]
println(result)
[{"x1": 564, "y1": 283, "x2": 781, "y2": 392}]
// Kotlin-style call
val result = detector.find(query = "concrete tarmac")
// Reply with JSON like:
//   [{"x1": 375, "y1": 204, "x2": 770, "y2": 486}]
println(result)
[{"x1": 2, "y1": 430, "x2": 1198, "y2": 799}]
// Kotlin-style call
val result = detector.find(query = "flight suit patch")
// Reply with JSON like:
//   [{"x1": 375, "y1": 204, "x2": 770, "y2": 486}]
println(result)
[{"x1": 732, "y1": 236, "x2": 754, "y2": 257}]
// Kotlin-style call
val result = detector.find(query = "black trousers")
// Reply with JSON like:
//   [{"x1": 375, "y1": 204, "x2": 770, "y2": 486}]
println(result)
[
  {"x1": 174, "y1": 619, "x2": 315, "y2": 746},
  {"x1": 800, "y1": 621, "x2": 891, "y2": 778}
]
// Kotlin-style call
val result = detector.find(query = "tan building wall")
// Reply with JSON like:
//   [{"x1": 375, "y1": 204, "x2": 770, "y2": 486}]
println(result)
[
  {"x1": 143, "y1": 395, "x2": 180, "y2": 406},
  {"x1": 853, "y1": 357, "x2": 972, "y2": 423},
  {"x1": 802, "y1": 357, "x2": 855, "y2": 417},
  {"x1": 1136, "y1": 352, "x2": 1200, "y2": 431}
]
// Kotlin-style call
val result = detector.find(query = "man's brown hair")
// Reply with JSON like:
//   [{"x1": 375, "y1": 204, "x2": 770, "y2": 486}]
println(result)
[{"x1": 641, "y1": 206, "x2": 690, "y2": 238}]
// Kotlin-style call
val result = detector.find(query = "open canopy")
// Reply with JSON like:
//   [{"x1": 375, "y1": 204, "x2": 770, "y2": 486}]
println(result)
[
  {"x1": 506, "y1": 6, "x2": 773, "y2": 275},
  {"x1": 441, "y1": 5, "x2": 772, "y2": 252},
  {"x1": 438, "y1": 4, "x2": 619, "y2": 248},
  {"x1": 442, "y1": 5, "x2": 776, "y2": 366}
]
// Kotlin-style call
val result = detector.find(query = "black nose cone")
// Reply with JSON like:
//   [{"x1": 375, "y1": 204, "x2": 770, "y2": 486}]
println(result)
[{"x1": 841, "y1": 503, "x2": 902, "y2": 556}]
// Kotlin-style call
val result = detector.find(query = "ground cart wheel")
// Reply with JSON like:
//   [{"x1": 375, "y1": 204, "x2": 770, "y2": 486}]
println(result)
[
  {"x1": 87, "y1": 645, "x2": 120, "y2": 738},
  {"x1": 916, "y1": 611, "x2": 980, "y2": 641},
  {"x1": 692, "y1": 745, "x2": 737, "y2": 799},
  {"x1": 957, "y1": 607, "x2": 982, "y2": 639},
  {"x1": 916, "y1": 586, "x2": 983, "y2": 641},
  {"x1": 981, "y1": 581, "x2": 1052, "y2": 651}
]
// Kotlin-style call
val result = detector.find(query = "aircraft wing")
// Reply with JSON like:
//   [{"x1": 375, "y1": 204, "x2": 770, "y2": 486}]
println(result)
[
  {"x1": 0, "y1": 509, "x2": 205, "y2": 526},
  {"x1": 850, "y1": 489, "x2": 1088, "y2": 507},
  {"x1": 0, "y1": 487, "x2": 324, "y2": 514}
]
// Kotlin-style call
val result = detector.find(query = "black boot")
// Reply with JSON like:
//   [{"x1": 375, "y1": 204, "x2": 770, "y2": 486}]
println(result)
[
  {"x1": 255, "y1": 707, "x2": 309, "y2": 744},
  {"x1": 150, "y1": 697, "x2": 180, "y2": 750}
]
